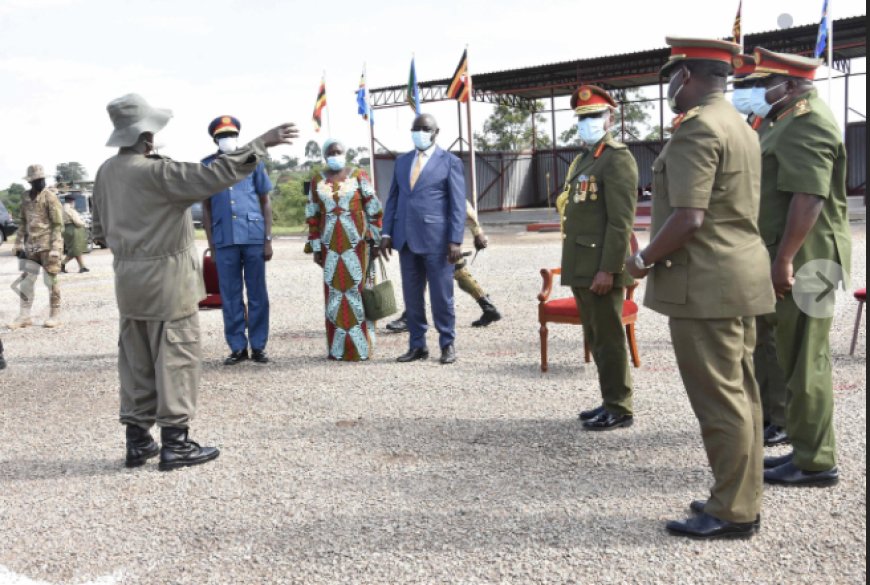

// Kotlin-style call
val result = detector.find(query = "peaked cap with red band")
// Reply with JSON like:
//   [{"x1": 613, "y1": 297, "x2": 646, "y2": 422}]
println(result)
[
  {"x1": 570, "y1": 85, "x2": 617, "y2": 115},
  {"x1": 660, "y1": 37, "x2": 741, "y2": 77},
  {"x1": 745, "y1": 47, "x2": 822, "y2": 81},
  {"x1": 208, "y1": 115, "x2": 241, "y2": 138},
  {"x1": 731, "y1": 54, "x2": 756, "y2": 79}
]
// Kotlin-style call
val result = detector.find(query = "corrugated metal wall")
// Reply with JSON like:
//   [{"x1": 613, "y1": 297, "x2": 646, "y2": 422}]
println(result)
[
  {"x1": 374, "y1": 147, "x2": 651, "y2": 211},
  {"x1": 846, "y1": 121, "x2": 866, "y2": 195},
  {"x1": 372, "y1": 129, "x2": 870, "y2": 209}
]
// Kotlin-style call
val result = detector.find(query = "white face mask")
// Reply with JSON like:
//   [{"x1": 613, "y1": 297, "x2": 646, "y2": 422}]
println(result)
[
  {"x1": 731, "y1": 88, "x2": 754, "y2": 115},
  {"x1": 577, "y1": 116, "x2": 608, "y2": 145},
  {"x1": 217, "y1": 136, "x2": 239, "y2": 153}
]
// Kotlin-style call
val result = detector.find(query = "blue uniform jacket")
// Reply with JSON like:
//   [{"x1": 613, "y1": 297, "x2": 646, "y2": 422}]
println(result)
[
  {"x1": 382, "y1": 147, "x2": 466, "y2": 255},
  {"x1": 202, "y1": 154, "x2": 272, "y2": 248}
]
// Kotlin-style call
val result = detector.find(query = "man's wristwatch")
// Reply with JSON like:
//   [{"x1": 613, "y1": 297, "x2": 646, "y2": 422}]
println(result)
[{"x1": 632, "y1": 251, "x2": 655, "y2": 271}]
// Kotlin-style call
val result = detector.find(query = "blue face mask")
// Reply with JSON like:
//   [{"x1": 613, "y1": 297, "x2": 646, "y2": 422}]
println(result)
[
  {"x1": 326, "y1": 155, "x2": 345, "y2": 171},
  {"x1": 749, "y1": 82, "x2": 787, "y2": 119},
  {"x1": 411, "y1": 130, "x2": 433, "y2": 151},
  {"x1": 731, "y1": 88, "x2": 754, "y2": 115},
  {"x1": 577, "y1": 116, "x2": 607, "y2": 145}
]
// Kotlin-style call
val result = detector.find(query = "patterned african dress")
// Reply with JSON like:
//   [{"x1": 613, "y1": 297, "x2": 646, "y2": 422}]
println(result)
[{"x1": 306, "y1": 169, "x2": 383, "y2": 361}]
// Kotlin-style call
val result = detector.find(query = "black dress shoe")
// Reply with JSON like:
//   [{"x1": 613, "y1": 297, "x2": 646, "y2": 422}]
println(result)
[
  {"x1": 578, "y1": 404, "x2": 606, "y2": 421},
  {"x1": 764, "y1": 424, "x2": 789, "y2": 447},
  {"x1": 158, "y1": 427, "x2": 220, "y2": 471},
  {"x1": 224, "y1": 349, "x2": 249, "y2": 366},
  {"x1": 251, "y1": 349, "x2": 269, "y2": 364},
  {"x1": 689, "y1": 500, "x2": 761, "y2": 528},
  {"x1": 764, "y1": 451, "x2": 794, "y2": 469},
  {"x1": 125, "y1": 424, "x2": 160, "y2": 468},
  {"x1": 386, "y1": 314, "x2": 409, "y2": 333},
  {"x1": 397, "y1": 347, "x2": 429, "y2": 363},
  {"x1": 440, "y1": 344, "x2": 456, "y2": 365},
  {"x1": 666, "y1": 513, "x2": 757, "y2": 540},
  {"x1": 582, "y1": 410, "x2": 633, "y2": 431},
  {"x1": 764, "y1": 461, "x2": 839, "y2": 487},
  {"x1": 79, "y1": 267, "x2": 90, "y2": 273}
]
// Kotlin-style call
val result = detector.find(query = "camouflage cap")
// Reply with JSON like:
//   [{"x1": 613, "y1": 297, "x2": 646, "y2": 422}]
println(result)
[{"x1": 23, "y1": 164, "x2": 45, "y2": 182}]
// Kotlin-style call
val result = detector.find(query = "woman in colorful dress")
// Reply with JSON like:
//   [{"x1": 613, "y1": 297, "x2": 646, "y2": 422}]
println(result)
[{"x1": 306, "y1": 139, "x2": 383, "y2": 361}]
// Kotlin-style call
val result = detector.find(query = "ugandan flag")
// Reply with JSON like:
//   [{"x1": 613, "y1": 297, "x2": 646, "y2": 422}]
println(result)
[
  {"x1": 732, "y1": 0, "x2": 742, "y2": 45},
  {"x1": 447, "y1": 49, "x2": 470, "y2": 103},
  {"x1": 313, "y1": 78, "x2": 327, "y2": 132}
]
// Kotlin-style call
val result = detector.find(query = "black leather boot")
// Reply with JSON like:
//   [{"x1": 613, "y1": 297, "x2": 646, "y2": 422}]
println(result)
[
  {"x1": 471, "y1": 296, "x2": 502, "y2": 327},
  {"x1": 125, "y1": 424, "x2": 160, "y2": 468},
  {"x1": 158, "y1": 427, "x2": 220, "y2": 471},
  {"x1": 0, "y1": 338, "x2": 6, "y2": 370}
]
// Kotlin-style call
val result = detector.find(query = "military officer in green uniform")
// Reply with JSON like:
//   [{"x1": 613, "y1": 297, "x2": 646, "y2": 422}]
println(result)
[
  {"x1": 627, "y1": 38, "x2": 775, "y2": 539},
  {"x1": 732, "y1": 54, "x2": 790, "y2": 447},
  {"x1": 93, "y1": 93, "x2": 297, "y2": 471},
  {"x1": 556, "y1": 84, "x2": 638, "y2": 431},
  {"x1": 746, "y1": 48, "x2": 851, "y2": 487}
]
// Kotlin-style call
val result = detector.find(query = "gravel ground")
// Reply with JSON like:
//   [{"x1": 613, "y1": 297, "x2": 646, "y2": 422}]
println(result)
[{"x1": 0, "y1": 225, "x2": 865, "y2": 585}]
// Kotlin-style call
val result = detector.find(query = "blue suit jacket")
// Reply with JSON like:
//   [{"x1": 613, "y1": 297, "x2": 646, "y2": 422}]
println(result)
[{"x1": 382, "y1": 146, "x2": 467, "y2": 255}]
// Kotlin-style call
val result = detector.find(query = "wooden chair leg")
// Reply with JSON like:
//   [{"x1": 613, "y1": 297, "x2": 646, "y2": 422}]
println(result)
[
  {"x1": 850, "y1": 301, "x2": 864, "y2": 356},
  {"x1": 540, "y1": 322, "x2": 549, "y2": 372},
  {"x1": 627, "y1": 323, "x2": 641, "y2": 368}
]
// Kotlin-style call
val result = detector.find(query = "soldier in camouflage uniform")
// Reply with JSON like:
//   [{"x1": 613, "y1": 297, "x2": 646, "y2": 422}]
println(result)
[
  {"x1": 9, "y1": 164, "x2": 64, "y2": 329},
  {"x1": 387, "y1": 200, "x2": 501, "y2": 332}
]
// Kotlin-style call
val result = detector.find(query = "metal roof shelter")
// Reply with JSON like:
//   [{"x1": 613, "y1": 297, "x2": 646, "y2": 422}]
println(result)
[{"x1": 369, "y1": 16, "x2": 866, "y2": 209}]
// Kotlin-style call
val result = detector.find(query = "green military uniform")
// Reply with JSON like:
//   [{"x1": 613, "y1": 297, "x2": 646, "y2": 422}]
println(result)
[
  {"x1": 645, "y1": 87, "x2": 776, "y2": 523},
  {"x1": 10, "y1": 184, "x2": 64, "y2": 328},
  {"x1": 93, "y1": 133, "x2": 269, "y2": 430},
  {"x1": 756, "y1": 88, "x2": 851, "y2": 472},
  {"x1": 454, "y1": 200, "x2": 486, "y2": 299},
  {"x1": 559, "y1": 132, "x2": 638, "y2": 416}
]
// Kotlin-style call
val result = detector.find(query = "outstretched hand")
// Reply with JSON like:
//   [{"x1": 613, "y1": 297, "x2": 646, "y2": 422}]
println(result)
[
  {"x1": 260, "y1": 123, "x2": 299, "y2": 148},
  {"x1": 379, "y1": 236, "x2": 393, "y2": 261}
]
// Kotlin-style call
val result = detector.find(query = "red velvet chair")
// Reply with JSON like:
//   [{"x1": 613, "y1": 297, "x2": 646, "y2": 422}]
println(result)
[
  {"x1": 538, "y1": 232, "x2": 641, "y2": 372},
  {"x1": 850, "y1": 288, "x2": 866, "y2": 356},
  {"x1": 199, "y1": 248, "x2": 222, "y2": 310}
]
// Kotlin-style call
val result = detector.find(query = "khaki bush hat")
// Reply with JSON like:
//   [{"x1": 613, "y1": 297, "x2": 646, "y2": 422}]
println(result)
[
  {"x1": 105, "y1": 93, "x2": 173, "y2": 147},
  {"x1": 23, "y1": 164, "x2": 45, "y2": 182}
]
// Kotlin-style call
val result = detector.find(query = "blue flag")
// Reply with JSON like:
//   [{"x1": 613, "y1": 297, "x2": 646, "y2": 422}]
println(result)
[
  {"x1": 356, "y1": 68, "x2": 373, "y2": 126},
  {"x1": 407, "y1": 58, "x2": 421, "y2": 115},
  {"x1": 814, "y1": 0, "x2": 830, "y2": 58}
]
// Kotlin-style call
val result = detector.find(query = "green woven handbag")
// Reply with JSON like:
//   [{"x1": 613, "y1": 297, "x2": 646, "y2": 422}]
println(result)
[{"x1": 362, "y1": 251, "x2": 398, "y2": 322}]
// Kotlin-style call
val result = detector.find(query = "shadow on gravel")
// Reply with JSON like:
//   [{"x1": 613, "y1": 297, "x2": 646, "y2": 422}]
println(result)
[{"x1": 0, "y1": 458, "x2": 123, "y2": 482}]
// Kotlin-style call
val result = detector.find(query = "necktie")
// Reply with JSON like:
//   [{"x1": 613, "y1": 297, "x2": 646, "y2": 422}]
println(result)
[{"x1": 410, "y1": 154, "x2": 423, "y2": 189}]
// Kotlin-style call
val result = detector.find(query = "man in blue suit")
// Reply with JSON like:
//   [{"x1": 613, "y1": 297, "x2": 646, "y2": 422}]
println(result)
[{"x1": 381, "y1": 113, "x2": 466, "y2": 364}]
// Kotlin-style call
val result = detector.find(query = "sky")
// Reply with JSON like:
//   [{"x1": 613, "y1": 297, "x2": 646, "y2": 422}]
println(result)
[{"x1": 0, "y1": 0, "x2": 865, "y2": 188}]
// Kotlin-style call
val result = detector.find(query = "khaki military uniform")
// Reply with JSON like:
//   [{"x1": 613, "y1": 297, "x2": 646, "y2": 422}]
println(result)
[
  {"x1": 92, "y1": 139, "x2": 268, "y2": 429},
  {"x1": 558, "y1": 134, "x2": 638, "y2": 415},
  {"x1": 645, "y1": 93, "x2": 776, "y2": 523},
  {"x1": 13, "y1": 187, "x2": 64, "y2": 309},
  {"x1": 453, "y1": 200, "x2": 486, "y2": 300},
  {"x1": 747, "y1": 117, "x2": 789, "y2": 429},
  {"x1": 758, "y1": 89, "x2": 852, "y2": 472}
]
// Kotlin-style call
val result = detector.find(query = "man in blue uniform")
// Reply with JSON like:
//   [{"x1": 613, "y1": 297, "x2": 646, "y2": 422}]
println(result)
[{"x1": 202, "y1": 116, "x2": 274, "y2": 365}]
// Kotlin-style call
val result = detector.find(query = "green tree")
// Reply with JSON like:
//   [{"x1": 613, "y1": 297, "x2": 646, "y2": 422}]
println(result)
[
  {"x1": 270, "y1": 176, "x2": 309, "y2": 227},
  {"x1": 474, "y1": 101, "x2": 551, "y2": 152},
  {"x1": 55, "y1": 162, "x2": 88, "y2": 184},
  {"x1": 0, "y1": 183, "x2": 26, "y2": 217}
]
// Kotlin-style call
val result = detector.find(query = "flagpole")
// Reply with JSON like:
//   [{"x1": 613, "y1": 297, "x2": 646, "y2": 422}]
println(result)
[
  {"x1": 465, "y1": 46, "x2": 479, "y2": 212},
  {"x1": 827, "y1": 0, "x2": 833, "y2": 107},
  {"x1": 323, "y1": 70, "x2": 332, "y2": 136},
  {"x1": 365, "y1": 64, "x2": 377, "y2": 192}
]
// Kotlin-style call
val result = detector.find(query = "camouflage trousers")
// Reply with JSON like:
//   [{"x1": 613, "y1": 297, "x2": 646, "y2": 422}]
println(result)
[
  {"x1": 13, "y1": 251, "x2": 61, "y2": 309},
  {"x1": 454, "y1": 259, "x2": 485, "y2": 301}
]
